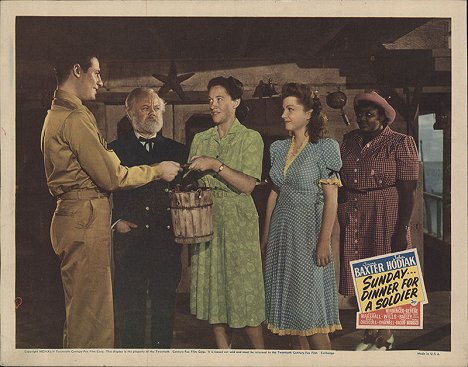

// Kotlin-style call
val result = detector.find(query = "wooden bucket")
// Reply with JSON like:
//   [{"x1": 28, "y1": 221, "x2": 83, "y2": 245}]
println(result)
[{"x1": 168, "y1": 188, "x2": 213, "y2": 244}]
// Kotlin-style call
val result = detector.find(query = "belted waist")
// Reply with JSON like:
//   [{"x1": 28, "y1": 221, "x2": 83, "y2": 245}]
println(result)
[
  {"x1": 344, "y1": 185, "x2": 396, "y2": 194},
  {"x1": 57, "y1": 189, "x2": 110, "y2": 200}
]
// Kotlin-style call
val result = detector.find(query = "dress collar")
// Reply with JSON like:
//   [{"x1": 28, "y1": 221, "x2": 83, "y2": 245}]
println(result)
[
  {"x1": 355, "y1": 125, "x2": 392, "y2": 147},
  {"x1": 208, "y1": 118, "x2": 244, "y2": 142}
]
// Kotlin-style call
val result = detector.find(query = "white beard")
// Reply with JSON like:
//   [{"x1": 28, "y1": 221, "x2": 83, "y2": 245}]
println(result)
[{"x1": 134, "y1": 118, "x2": 162, "y2": 135}]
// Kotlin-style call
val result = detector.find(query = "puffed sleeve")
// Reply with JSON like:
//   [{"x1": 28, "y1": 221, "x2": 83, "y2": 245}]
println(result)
[
  {"x1": 396, "y1": 135, "x2": 420, "y2": 181},
  {"x1": 319, "y1": 138, "x2": 343, "y2": 186},
  {"x1": 63, "y1": 110, "x2": 161, "y2": 191},
  {"x1": 241, "y1": 130, "x2": 264, "y2": 181}
]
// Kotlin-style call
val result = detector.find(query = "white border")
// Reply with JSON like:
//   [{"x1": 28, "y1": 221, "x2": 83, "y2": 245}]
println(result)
[{"x1": 1, "y1": 1, "x2": 467, "y2": 366}]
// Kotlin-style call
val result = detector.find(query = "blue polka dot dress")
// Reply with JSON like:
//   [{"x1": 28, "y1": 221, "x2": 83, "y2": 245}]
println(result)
[{"x1": 264, "y1": 138, "x2": 343, "y2": 336}]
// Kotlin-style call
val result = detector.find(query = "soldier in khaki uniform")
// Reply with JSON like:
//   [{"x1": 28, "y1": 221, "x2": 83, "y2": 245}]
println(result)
[{"x1": 41, "y1": 53, "x2": 181, "y2": 349}]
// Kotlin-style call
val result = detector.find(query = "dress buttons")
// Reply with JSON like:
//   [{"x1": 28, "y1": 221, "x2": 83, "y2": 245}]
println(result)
[
  {"x1": 166, "y1": 207, "x2": 171, "y2": 211},
  {"x1": 145, "y1": 206, "x2": 150, "y2": 211},
  {"x1": 365, "y1": 143, "x2": 370, "y2": 148},
  {"x1": 145, "y1": 224, "x2": 149, "y2": 229},
  {"x1": 164, "y1": 188, "x2": 169, "y2": 192},
  {"x1": 166, "y1": 225, "x2": 171, "y2": 230}
]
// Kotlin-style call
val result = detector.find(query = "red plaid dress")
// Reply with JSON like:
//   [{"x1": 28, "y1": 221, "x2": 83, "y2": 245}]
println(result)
[{"x1": 338, "y1": 126, "x2": 419, "y2": 296}]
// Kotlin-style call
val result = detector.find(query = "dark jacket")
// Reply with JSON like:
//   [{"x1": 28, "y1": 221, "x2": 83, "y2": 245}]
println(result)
[{"x1": 109, "y1": 131, "x2": 188, "y2": 247}]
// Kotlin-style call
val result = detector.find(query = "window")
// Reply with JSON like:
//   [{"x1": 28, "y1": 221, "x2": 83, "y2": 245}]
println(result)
[{"x1": 418, "y1": 113, "x2": 443, "y2": 239}]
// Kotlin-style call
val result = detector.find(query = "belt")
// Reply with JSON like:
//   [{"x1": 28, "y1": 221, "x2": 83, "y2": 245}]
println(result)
[
  {"x1": 57, "y1": 189, "x2": 110, "y2": 200},
  {"x1": 344, "y1": 185, "x2": 396, "y2": 194}
]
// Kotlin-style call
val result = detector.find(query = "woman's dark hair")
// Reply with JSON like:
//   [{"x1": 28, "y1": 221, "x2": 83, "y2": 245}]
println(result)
[
  {"x1": 54, "y1": 52, "x2": 97, "y2": 86},
  {"x1": 281, "y1": 82, "x2": 328, "y2": 143},
  {"x1": 354, "y1": 100, "x2": 388, "y2": 126},
  {"x1": 207, "y1": 76, "x2": 249, "y2": 123}
]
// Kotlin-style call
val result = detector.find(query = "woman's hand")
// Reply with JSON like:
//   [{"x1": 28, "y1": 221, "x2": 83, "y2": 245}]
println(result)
[
  {"x1": 391, "y1": 227, "x2": 409, "y2": 252},
  {"x1": 394, "y1": 180, "x2": 417, "y2": 252},
  {"x1": 189, "y1": 156, "x2": 220, "y2": 172},
  {"x1": 316, "y1": 184, "x2": 337, "y2": 267},
  {"x1": 189, "y1": 155, "x2": 257, "y2": 193},
  {"x1": 315, "y1": 241, "x2": 331, "y2": 267},
  {"x1": 114, "y1": 219, "x2": 138, "y2": 234},
  {"x1": 261, "y1": 189, "x2": 277, "y2": 263}
]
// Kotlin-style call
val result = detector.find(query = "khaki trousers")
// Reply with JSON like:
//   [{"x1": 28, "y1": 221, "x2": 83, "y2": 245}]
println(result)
[{"x1": 50, "y1": 196, "x2": 114, "y2": 348}]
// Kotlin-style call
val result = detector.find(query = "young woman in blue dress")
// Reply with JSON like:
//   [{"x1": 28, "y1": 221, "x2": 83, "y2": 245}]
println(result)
[{"x1": 261, "y1": 83, "x2": 342, "y2": 350}]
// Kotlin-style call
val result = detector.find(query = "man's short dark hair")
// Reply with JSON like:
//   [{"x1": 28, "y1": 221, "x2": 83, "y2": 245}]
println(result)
[{"x1": 54, "y1": 52, "x2": 97, "y2": 85}]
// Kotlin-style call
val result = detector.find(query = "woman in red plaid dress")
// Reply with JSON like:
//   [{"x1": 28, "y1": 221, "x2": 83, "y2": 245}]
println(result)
[{"x1": 338, "y1": 91, "x2": 419, "y2": 351}]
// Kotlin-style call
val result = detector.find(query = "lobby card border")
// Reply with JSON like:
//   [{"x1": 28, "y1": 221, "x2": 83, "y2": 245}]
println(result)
[{"x1": 1, "y1": 1, "x2": 467, "y2": 366}]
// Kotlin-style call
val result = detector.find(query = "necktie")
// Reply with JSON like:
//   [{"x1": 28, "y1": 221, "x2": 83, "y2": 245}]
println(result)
[{"x1": 138, "y1": 136, "x2": 156, "y2": 152}]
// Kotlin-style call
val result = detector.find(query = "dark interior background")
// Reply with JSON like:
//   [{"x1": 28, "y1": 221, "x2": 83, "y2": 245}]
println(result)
[{"x1": 14, "y1": 16, "x2": 452, "y2": 348}]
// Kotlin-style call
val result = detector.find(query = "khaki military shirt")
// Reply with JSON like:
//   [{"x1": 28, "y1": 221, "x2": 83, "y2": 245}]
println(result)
[{"x1": 41, "y1": 90, "x2": 161, "y2": 197}]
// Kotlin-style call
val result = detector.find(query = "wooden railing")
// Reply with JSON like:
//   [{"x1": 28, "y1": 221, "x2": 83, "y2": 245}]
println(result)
[{"x1": 423, "y1": 192, "x2": 443, "y2": 239}]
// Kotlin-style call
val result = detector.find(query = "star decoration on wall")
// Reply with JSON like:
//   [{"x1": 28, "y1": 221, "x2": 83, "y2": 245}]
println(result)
[{"x1": 152, "y1": 61, "x2": 195, "y2": 102}]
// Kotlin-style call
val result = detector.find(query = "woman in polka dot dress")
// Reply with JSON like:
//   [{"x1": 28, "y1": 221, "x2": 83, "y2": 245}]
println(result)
[{"x1": 261, "y1": 83, "x2": 342, "y2": 349}]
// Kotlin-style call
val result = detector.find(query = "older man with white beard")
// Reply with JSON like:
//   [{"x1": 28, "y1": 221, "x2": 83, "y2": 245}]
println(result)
[{"x1": 109, "y1": 87, "x2": 188, "y2": 348}]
